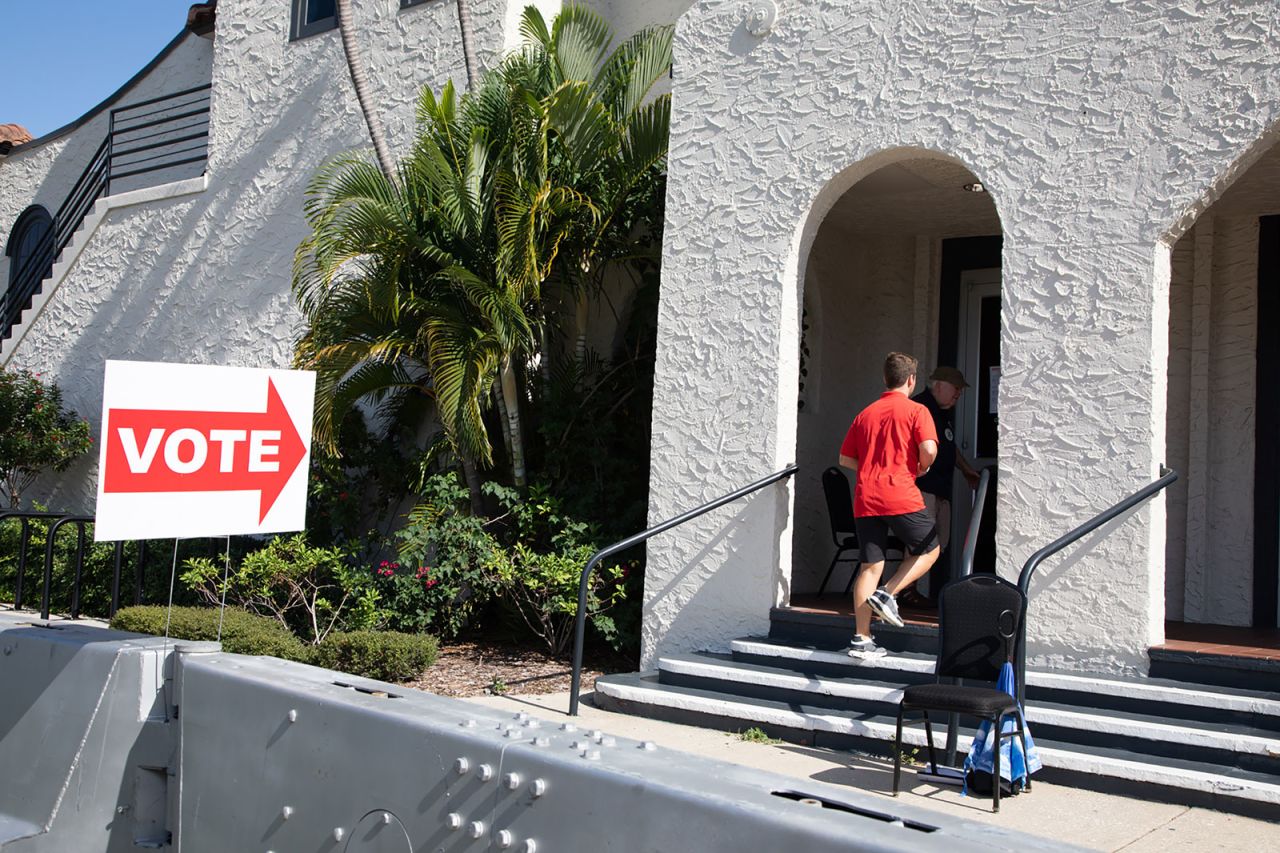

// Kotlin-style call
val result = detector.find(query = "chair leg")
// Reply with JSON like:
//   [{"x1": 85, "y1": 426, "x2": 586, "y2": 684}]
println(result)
[
  {"x1": 1017, "y1": 713, "x2": 1031, "y2": 792},
  {"x1": 893, "y1": 704, "x2": 905, "y2": 796},
  {"x1": 992, "y1": 714, "x2": 1002, "y2": 813},
  {"x1": 922, "y1": 711, "x2": 938, "y2": 775},
  {"x1": 817, "y1": 550, "x2": 842, "y2": 598}
]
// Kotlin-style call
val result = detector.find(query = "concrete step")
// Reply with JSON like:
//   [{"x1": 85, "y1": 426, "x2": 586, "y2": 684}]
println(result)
[
  {"x1": 660, "y1": 652, "x2": 1280, "y2": 774},
  {"x1": 731, "y1": 637, "x2": 1280, "y2": 732},
  {"x1": 593, "y1": 671, "x2": 1280, "y2": 818}
]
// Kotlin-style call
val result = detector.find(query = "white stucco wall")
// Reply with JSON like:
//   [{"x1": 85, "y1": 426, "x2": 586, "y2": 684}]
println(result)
[
  {"x1": 0, "y1": 0, "x2": 533, "y2": 512},
  {"x1": 0, "y1": 32, "x2": 214, "y2": 285},
  {"x1": 645, "y1": 0, "x2": 1280, "y2": 673}
]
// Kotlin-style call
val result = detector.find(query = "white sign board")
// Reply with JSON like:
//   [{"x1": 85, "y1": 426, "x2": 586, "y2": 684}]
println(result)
[{"x1": 94, "y1": 360, "x2": 315, "y2": 541}]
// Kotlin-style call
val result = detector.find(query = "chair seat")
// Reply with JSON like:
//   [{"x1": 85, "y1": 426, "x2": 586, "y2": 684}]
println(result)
[{"x1": 901, "y1": 683, "x2": 1019, "y2": 717}]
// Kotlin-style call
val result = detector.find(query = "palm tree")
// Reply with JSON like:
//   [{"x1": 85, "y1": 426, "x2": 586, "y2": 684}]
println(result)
[
  {"x1": 335, "y1": 0, "x2": 397, "y2": 184},
  {"x1": 294, "y1": 6, "x2": 673, "y2": 491},
  {"x1": 456, "y1": 0, "x2": 480, "y2": 90}
]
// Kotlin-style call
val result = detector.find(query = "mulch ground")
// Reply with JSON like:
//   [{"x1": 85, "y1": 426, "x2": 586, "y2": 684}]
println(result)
[{"x1": 403, "y1": 639, "x2": 633, "y2": 698}]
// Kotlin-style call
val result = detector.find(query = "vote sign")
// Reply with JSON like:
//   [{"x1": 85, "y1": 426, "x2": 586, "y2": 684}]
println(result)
[{"x1": 95, "y1": 361, "x2": 316, "y2": 541}]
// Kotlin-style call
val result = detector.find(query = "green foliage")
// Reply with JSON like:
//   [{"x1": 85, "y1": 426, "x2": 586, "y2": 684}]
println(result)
[
  {"x1": 488, "y1": 676, "x2": 508, "y2": 695},
  {"x1": 181, "y1": 534, "x2": 380, "y2": 645},
  {"x1": 110, "y1": 605, "x2": 310, "y2": 661},
  {"x1": 484, "y1": 482, "x2": 625, "y2": 656},
  {"x1": 307, "y1": 411, "x2": 413, "y2": 549},
  {"x1": 312, "y1": 630, "x2": 438, "y2": 683},
  {"x1": 386, "y1": 473, "x2": 501, "y2": 638},
  {"x1": 0, "y1": 368, "x2": 93, "y2": 507},
  {"x1": 735, "y1": 727, "x2": 782, "y2": 745}
]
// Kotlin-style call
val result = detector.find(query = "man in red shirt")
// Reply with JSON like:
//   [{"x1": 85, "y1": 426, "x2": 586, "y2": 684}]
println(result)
[{"x1": 838, "y1": 352, "x2": 941, "y2": 658}]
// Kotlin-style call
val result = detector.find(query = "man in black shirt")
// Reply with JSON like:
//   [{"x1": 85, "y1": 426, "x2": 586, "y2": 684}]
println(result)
[{"x1": 908, "y1": 366, "x2": 980, "y2": 602}]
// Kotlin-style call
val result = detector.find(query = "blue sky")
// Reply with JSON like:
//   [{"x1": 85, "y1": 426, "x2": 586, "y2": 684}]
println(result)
[{"x1": 0, "y1": 2, "x2": 194, "y2": 139}]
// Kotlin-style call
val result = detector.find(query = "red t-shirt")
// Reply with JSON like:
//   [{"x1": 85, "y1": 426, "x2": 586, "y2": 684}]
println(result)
[{"x1": 840, "y1": 391, "x2": 938, "y2": 517}]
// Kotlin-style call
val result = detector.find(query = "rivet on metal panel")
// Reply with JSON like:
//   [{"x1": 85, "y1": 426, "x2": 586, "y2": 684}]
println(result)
[
  {"x1": 504, "y1": 728, "x2": 518, "y2": 739},
  {"x1": 523, "y1": 839, "x2": 538, "y2": 853},
  {"x1": 454, "y1": 757, "x2": 470, "y2": 775},
  {"x1": 530, "y1": 779, "x2": 547, "y2": 798},
  {"x1": 478, "y1": 763, "x2": 494, "y2": 781},
  {"x1": 446, "y1": 813, "x2": 463, "y2": 830},
  {"x1": 582, "y1": 750, "x2": 600, "y2": 761},
  {"x1": 523, "y1": 719, "x2": 540, "y2": 729},
  {"x1": 287, "y1": 709, "x2": 298, "y2": 723},
  {"x1": 560, "y1": 723, "x2": 576, "y2": 732},
  {"x1": 462, "y1": 719, "x2": 477, "y2": 728},
  {"x1": 515, "y1": 712, "x2": 529, "y2": 722},
  {"x1": 572, "y1": 741, "x2": 585, "y2": 750},
  {"x1": 497, "y1": 829, "x2": 514, "y2": 848},
  {"x1": 469, "y1": 821, "x2": 486, "y2": 839},
  {"x1": 381, "y1": 812, "x2": 392, "y2": 825},
  {"x1": 332, "y1": 827, "x2": 344, "y2": 842},
  {"x1": 533, "y1": 736, "x2": 549, "y2": 748},
  {"x1": 281, "y1": 806, "x2": 293, "y2": 820},
  {"x1": 601, "y1": 737, "x2": 616, "y2": 747},
  {"x1": 589, "y1": 730, "x2": 603, "y2": 739},
  {"x1": 503, "y1": 772, "x2": 521, "y2": 790},
  {"x1": 640, "y1": 741, "x2": 657, "y2": 751}
]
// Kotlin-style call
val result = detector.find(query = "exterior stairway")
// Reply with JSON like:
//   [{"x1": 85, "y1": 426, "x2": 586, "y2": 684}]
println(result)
[{"x1": 594, "y1": 610, "x2": 1280, "y2": 819}]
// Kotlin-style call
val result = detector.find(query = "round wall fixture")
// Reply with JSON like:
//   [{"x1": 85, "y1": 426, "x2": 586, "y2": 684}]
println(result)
[{"x1": 744, "y1": 1, "x2": 779, "y2": 37}]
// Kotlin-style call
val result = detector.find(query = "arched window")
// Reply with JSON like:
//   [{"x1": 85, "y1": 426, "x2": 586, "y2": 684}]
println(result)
[{"x1": 6, "y1": 205, "x2": 54, "y2": 290}]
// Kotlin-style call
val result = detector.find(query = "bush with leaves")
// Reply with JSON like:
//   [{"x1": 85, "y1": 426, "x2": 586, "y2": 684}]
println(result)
[
  {"x1": 388, "y1": 474, "x2": 501, "y2": 638},
  {"x1": 110, "y1": 605, "x2": 310, "y2": 661},
  {"x1": 312, "y1": 630, "x2": 438, "y2": 682},
  {"x1": 181, "y1": 534, "x2": 380, "y2": 645},
  {"x1": 0, "y1": 368, "x2": 93, "y2": 508}
]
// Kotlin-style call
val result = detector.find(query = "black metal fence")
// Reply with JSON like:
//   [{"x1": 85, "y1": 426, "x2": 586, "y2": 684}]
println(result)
[{"x1": 2, "y1": 84, "x2": 211, "y2": 341}]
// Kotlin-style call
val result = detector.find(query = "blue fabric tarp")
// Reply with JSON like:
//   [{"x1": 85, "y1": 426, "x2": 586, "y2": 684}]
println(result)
[{"x1": 962, "y1": 661, "x2": 1043, "y2": 791}]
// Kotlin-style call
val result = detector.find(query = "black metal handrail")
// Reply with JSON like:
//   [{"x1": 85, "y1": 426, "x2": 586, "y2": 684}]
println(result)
[
  {"x1": 1013, "y1": 467, "x2": 1178, "y2": 707},
  {"x1": 568, "y1": 464, "x2": 799, "y2": 715},
  {"x1": 3, "y1": 84, "x2": 211, "y2": 341}
]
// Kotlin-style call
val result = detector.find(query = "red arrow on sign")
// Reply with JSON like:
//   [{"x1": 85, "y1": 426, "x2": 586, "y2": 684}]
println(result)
[{"x1": 102, "y1": 378, "x2": 307, "y2": 523}]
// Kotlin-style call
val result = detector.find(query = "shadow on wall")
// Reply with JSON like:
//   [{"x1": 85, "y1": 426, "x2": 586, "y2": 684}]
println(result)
[{"x1": 21, "y1": 74, "x2": 366, "y2": 512}]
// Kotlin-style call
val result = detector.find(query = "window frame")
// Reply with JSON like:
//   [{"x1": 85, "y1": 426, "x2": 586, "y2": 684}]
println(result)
[{"x1": 290, "y1": 0, "x2": 338, "y2": 41}]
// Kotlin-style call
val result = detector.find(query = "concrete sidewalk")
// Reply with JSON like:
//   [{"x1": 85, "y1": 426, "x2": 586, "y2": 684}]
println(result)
[{"x1": 465, "y1": 690, "x2": 1271, "y2": 852}]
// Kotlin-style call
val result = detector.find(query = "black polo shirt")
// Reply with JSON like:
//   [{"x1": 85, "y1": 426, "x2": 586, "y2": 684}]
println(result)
[{"x1": 912, "y1": 388, "x2": 955, "y2": 498}]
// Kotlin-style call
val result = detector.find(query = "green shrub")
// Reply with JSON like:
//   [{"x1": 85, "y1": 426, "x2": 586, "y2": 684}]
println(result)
[
  {"x1": 181, "y1": 534, "x2": 381, "y2": 645},
  {"x1": 312, "y1": 630, "x2": 438, "y2": 682},
  {"x1": 109, "y1": 605, "x2": 310, "y2": 662},
  {"x1": 0, "y1": 368, "x2": 93, "y2": 508}
]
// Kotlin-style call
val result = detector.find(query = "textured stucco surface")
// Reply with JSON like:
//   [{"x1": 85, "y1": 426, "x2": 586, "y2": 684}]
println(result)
[
  {"x1": 644, "y1": 0, "x2": 1280, "y2": 672},
  {"x1": 0, "y1": 0, "x2": 535, "y2": 512},
  {"x1": 0, "y1": 33, "x2": 214, "y2": 287}
]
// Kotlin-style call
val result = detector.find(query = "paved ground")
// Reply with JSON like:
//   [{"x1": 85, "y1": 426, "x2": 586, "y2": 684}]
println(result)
[{"x1": 465, "y1": 690, "x2": 1273, "y2": 852}]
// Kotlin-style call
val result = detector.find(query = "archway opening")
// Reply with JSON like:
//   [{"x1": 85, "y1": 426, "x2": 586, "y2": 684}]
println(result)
[
  {"x1": 1164, "y1": 138, "x2": 1280, "y2": 633},
  {"x1": 3, "y1": 205, "x2": 54, "y2": 341},
  {"x1": 789, "y1": 154, "x2": 1003, "y2": 616}
]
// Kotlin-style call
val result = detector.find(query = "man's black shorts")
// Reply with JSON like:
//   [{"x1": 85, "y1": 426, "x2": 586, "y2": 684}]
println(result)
[{"x1": 854, "y1": 509, "x2": 938, "y2": 564}]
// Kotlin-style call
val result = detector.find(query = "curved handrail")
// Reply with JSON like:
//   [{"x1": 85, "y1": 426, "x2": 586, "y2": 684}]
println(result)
[
  {"x1": 958, "y1": 467, "x2": 994, "y2": 579},
  {"x1": 1014, "y1": 466, "x2": 1178, "y2": 707},
  {"x1": 569, "y1": 464, "x2": 799, "y2": 716}
]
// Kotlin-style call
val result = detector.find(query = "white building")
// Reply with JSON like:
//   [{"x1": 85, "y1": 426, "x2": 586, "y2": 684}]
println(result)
[{"x1": 3, "y1": 0, "x2": 1280, "y2": 806}]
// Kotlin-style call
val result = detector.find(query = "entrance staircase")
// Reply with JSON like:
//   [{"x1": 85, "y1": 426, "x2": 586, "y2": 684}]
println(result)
[{"x1": 594, "y1": 609, "x2": 1280, "y2": 818}]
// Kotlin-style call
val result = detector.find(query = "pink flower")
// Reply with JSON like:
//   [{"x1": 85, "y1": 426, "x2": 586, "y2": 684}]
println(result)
[{"x1": 424, "y1": 579, "x2": 438, "y2": 589}]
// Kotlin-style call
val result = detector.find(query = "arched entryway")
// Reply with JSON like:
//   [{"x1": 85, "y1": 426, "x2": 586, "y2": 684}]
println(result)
[
  {"x1": 3, "y1": 204, "x2": 55, "y2": 339},
  {"x1": 1164, "y1": 136, "x2": 1280, "y2": 634},
  {"x1": 789, "y1": 152, "x2": 1003, "y2": 610}
]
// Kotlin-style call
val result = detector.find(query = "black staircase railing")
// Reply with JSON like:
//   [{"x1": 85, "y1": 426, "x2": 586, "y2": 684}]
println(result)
[
  {"x1": 569, "y1": 464, "x2": 799, "y2": 715},
  {"x1": 1014, "y1": 467, "x2": 1178, "y2": 708},
  {"x1": 2, "y1": 84, "x2": 211, "y2": 341}
]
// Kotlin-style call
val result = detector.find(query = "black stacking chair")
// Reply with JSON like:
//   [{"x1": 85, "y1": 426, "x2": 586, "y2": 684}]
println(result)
[
  {"x1": 817, "y1": 467, "x2": 860, "y2": 597},
  {"x1": 891, "y1": 574, "x2": 1030, "y2": 812},
  {"x1": 817, "y1": 467, "x2": 903, "y2": 597}
]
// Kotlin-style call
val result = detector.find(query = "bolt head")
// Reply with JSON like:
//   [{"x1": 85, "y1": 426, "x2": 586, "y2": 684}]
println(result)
[
  {"x1": 332, "y1": 827, "x2": 344, "y2": 842},
  {"x1": 497, "y1": 829, "x2": 514, "y2": 848},
  {"x1": 478, "y1": 763, "x2": 494, "y2": 781},
  {"x1": 454, "y1": 757, "x2": 470, "y2": 774},
  {"x1": 534, "y1": 736, "x2": 550, "y2": 747},
  {"x1": 560, "y1": 723, "x2": 576, "y2": 732},
  {"x1": 523, "y1": 839, "x2": 538, "y2": 853},
  {"x1": 287, "y1": 709, "x2": 298, "y2": 723},
  {"x1": 469, "y1": 820, "x2": 486, "y2": 839},
  {"x1": 446, "y1": 813, "x2": 463, "y2": 830},
  {"x1": 531, "y1": 779, "x2": 547, "y2": 798},
  {"x1": 503, "y1": 772, "x2": 521, "y2": 790},
  {"x1": 281, "y1": 806, "x2": 293, "y2": 820}
]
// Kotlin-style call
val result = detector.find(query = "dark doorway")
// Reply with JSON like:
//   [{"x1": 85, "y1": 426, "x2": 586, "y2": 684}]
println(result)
[
  {"x1": 4, "y1": 205, "x2": 55, "y2": 339},
  {"x1": 1255, "y1": 216, "x2": 1279, "y2": 629}
]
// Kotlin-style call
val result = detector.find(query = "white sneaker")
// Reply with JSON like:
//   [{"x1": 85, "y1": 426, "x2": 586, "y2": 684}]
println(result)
[
  {"x1": 846, "y1": 635, "x2": 887, "y2": 659},
  {"x1": 868, "y1": 589, "x2": 905, "y2": 628}
]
